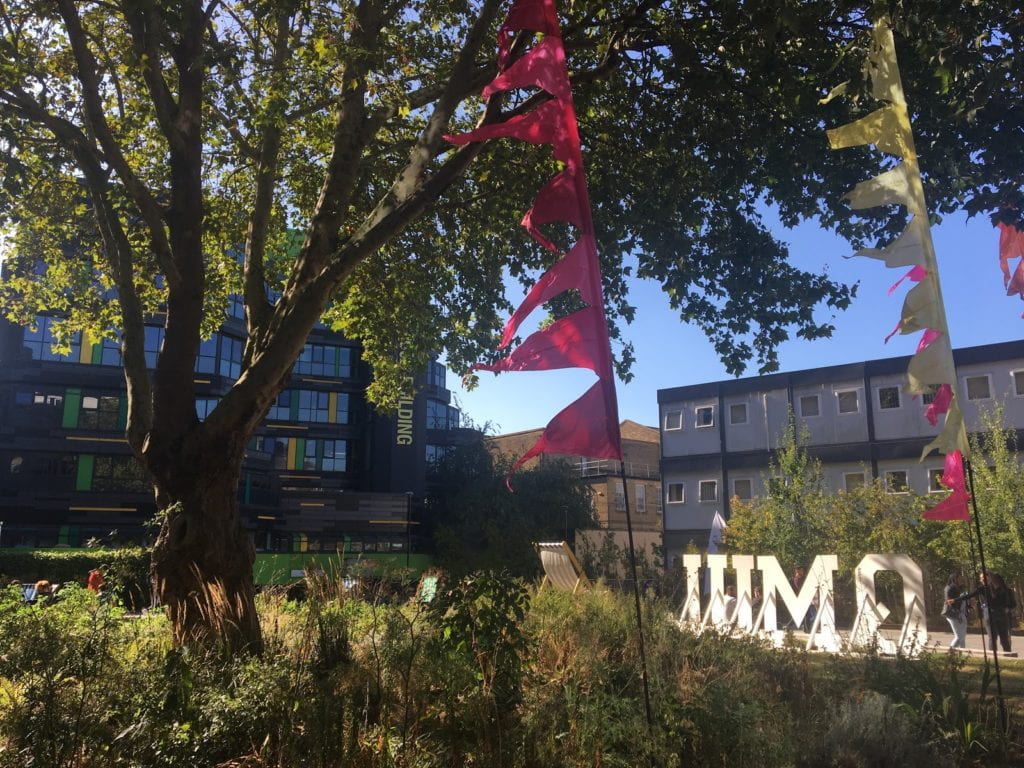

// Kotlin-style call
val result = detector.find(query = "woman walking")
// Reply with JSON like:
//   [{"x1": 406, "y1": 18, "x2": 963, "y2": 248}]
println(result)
[{"x1": 942, "y1": 573, "x2": 969, "y2": 649}]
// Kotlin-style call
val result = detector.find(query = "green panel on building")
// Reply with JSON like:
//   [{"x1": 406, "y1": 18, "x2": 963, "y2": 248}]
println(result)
[{"x1": 62, "y1": 389, "x2": 81, "y2": 429}]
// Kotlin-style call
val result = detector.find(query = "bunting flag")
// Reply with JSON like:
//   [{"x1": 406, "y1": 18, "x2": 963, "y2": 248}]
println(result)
[
  {"x1": 824, "y1": 17, "x2": 969, "y2": 521},
  {"x1": 998, "y1": 222, "x2": 1024, "y2": 316},
  {"x1": 922, "y1": 450, "x2": 972, "y2": 521},
  {"x1": 447, "y1": 0, "x2": 622, "y2": 478}
]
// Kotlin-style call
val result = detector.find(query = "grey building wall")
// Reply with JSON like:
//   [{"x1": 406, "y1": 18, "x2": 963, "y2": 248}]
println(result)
[{"x1": 657, "y1": 340, "x2": 1024, "y2": 563}]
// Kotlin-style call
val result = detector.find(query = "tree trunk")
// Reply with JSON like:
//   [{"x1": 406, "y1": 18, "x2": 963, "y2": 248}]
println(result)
[{"x1": 150, "y1": 447, "x2": 262, "y2": 653}]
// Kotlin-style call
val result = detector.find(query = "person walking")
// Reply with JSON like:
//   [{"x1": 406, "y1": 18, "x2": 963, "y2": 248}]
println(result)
[
  {"x1": 942, "y1": 573, "x2": 969, "y2": 649},
  {"x1": 986, "y1": 572, "x2": 1016, "y2": 653}
]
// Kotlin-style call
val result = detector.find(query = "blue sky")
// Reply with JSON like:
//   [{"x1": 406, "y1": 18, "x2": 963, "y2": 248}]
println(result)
[{"x1": 454, "y1": 210, "x2": 1017, "y2": 435}]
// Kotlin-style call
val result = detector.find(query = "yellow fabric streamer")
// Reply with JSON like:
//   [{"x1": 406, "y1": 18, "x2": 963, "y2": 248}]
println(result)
[{"x1": 825, "y1": 16, "x2": 969, "y2": 458}]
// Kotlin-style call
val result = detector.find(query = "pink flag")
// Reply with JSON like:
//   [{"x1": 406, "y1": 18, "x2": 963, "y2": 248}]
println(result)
[
  {"x1": 923, "y1": 450, "x2": 970, "y2": 521},
  {"x1": 449, "y1": 0, "x2": 623, "y2": 481},
  {"x1": 998, "y1": 222, "x2": 1024, "y2": 318}
]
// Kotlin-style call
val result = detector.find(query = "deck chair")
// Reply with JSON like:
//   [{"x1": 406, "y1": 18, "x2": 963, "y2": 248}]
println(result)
[{"x1": 534, "y1": 541, "x2": 590, "y2": 594}]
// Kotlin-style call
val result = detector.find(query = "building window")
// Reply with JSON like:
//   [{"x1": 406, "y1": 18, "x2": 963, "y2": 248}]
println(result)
[
  {"x1": 267, "y1": 391, "x2": 291, "y2": 420},
  {"x1": 425, "y1": 443, "x2": 448, "y2": 465},
  {"x1": 614, "y1": 481, "x2": 626, "y2": 512},
  {"x1": 195, "y1": 398, "x2": 219, "y2": 421},
  {"x1": 928, "y1": 468, "x2": 947, "y2": 493},
  {"x1": 1014, "y1": 371, "x2": 1024, "y2": 397},
  {"x1": 24, "y1": 316, "x2": 80, "y2": 362},
  {"x1": 428, "y1": 361, "x2": 446, "y2": 389},
  {"x1": 79, "y1": 395, "x2": 121, "y2": 430},
  {"x1": 921, "y1": 385, "x2": 938, "y2": 405},
  {"x1": 885, "y1": 470, "x2": 909, "y2": 494},
  {"x1": 836, "y1": 389, "x2": 860, "y2": 414},
  {"x1": 196, "y1": 335, "x2": 218, "y2": 374},
  {"x1": 664, "y1": 410, "x2": 682, "y2": 431},
  {"x1": 144, "y1": 326, "x2": 164, "y2": 369},
  {"x1": 99, "y1": 336, "x2": 121, "y2": 366},
  {"x1": 729, "y1": 403, "x2": 748, "y2": 425},
  {"x1": 844, "y1": 472, "x2": 866, "y2": 491},
  {"x1": 698, "y1": 479, "x2": 718, "y2": 502},
  {"x1": 297, "y1": 390, "x2": 331, "y2": 423},
  {"x1": 695, "y1": 406, "x2": 715, "y2": 428},
  {"x1": 636, "y1": 484, "x2": 646, "y2": 513},
  {"x1": 965, "y1": 375, "x2": 991, "y2": 401},
  {"x1": 17, "y1": 390, "x2": 63, "y2": 408},
  {"x1": 322, "y1": 439, "x2": 348, "y2": 472},
  {"x1": 427, "y1": 399, "x2": 450, "y2": 429},
  {"x1": 219, "y1": 335, "x2": 244, "y2": 380},
  {"x1": 878, "y1": 386, "x2": 901, "y2": 410},
  {"x1": 295, "y1": 344, "x2": 354, "y2": 378},
  {"x1": 732, "y1": 478, "x2": 753, "y2": 501},
  {"x1": 92, "y1": 455, "x2": 149, "y2": 493},
  {"x1": 799, "y1": 394, "x2": 820, "y2": 418},
  {"x1": 666, "y1": 483, "x2": 685, "y2": 503}
]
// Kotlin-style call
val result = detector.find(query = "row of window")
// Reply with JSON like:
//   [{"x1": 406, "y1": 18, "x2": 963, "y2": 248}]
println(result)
[
  {"x1": 267, "y1": 390, "x2": 355, "y2": 424},
  {"x1": 664, "y1": 372, "x2": 1024, "y2": 432},
  {"x1": 609, "y1": 482, "x2": 661, "y2": 514},
  {"x1": 251, "y1": 436, "x2": 351, "y2": 472},
  {"x1": 665, "y1": 468, "x2": 952, "y2": 505},
  {"x1": 26, "y1": 316, "x2": 358, "y2": 382},
  {"x1": 7, "y1": 453, "x2": 149, "y2": 493}
]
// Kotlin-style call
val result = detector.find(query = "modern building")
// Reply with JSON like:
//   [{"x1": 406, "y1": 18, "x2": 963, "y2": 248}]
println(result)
[
  {"x1": 487, "y1": 419, "x2": 663, "y2": 547},
  {"x1": 0, "y1": 304, "x2": 471, "y2": 559},
  {"x1": 657, "y1": 340, "x2": 1024, "y2": 565}
]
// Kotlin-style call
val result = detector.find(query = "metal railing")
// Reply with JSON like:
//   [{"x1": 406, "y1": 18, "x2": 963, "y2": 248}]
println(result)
[{"x1": 576, "y1": 459, "x2": 660, "y2": 479}]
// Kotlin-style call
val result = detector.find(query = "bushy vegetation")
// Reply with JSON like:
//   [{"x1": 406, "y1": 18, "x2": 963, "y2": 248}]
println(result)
[
  {"x1": 0, "y1": 547, "x2": 150, "y2": 608},
  {"x1": 1, "y1": 574, "x2": 1020, "y2": 768}
]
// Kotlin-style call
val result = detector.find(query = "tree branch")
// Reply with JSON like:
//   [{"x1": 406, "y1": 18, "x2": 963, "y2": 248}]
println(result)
[{"x1": 55, "y1": 0, "x2": 180, "y2": 289}]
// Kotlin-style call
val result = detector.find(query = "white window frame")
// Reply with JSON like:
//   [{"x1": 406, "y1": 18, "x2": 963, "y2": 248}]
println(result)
[
  {"x1": 843, "y1": 472, "x2": 866, "y2": 491},
  {"x1": 836, "y1": 388, "x2": 861, "y2": 415},
  {"x1": 964, "y1": 374, "x2": 992, "y2": 402},
  {"x1": 636, "y1": 483, "x2": 646, "y2": 513},
  {"x1": 698, "y1": 479, "x2": 718, "y2": 502},
  {"x1": 1012, "y1": 369, "x2": 1024, "y2": 398},
  {"x1": 927, "y1": 467, "x2": 947, "y2": 494},
  {"x1": 731, "y1": 477, "x2": 753, "y2": 501},
  {"x1": 876, "y1": 385, "x2": 901, "y2": 410},
  {"x1": 666, "y1": 482, "x2": 685, "y2": 504},
  {"x1": 664, "y1": 409, "x2": 683, "y2": 431},
  {"x1": 695, "y1": 405, "x2": 715, "y2": 429},
  {"x1": 884, "y1": 469, "x2": 910, "y2": 495},
  {"x1": 798, "y1": 394, "x2": 821, "y2": 418},
  {"x1": 728, "y1": 402, "x2": 748, "y2": 425}
]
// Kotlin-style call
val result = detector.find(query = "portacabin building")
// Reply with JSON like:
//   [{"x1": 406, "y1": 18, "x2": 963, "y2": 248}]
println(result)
[
  {"x1": 0, "y1": 301, "x2": 471, "y2": 569},
  {"x1": 657, "y1": 340, "x2": 1024, "y2": 566}
]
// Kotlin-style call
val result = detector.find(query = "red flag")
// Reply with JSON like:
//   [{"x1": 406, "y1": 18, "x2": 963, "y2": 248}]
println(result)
[
  {"x1": 998, "y1": 222, "x2": 1024, "y2": 317},
  {"x1": 448, "y1": 0, "x2": 623, "y2": 480},
  {"x1": 923, "y1": 450, "x2": 970, "y2": 521}
]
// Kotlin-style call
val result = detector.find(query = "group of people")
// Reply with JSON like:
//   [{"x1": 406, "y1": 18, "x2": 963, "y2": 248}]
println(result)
[
  {"x1": 943, "y1": 571, "x2": 1017, "y2": 652},
  {"x1": 14, "y1": 569, "x2": 105, "y2": 604}
]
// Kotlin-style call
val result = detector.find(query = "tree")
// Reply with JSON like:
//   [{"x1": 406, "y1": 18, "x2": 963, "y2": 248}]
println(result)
[
  {"x1": 0, "y1": 0, "x2": 1020, "y2": 647},
  {"x1": 427, "y1": 437, "x2": 596, "y2": 578}
]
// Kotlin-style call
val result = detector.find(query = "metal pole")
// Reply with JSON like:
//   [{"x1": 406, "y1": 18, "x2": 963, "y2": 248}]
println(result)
[
  {"x1": 405, "y1": 492, "x2": 412, "y2": 568},
  {"x1": 619, "y1": 462, "x2": 654, "y2": 730},
  {"x1": 965, "y1": 459, "x2": 1007, "y2": 732}
]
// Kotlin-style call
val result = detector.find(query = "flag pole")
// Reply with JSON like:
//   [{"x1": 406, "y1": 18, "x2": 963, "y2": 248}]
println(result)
[
  {"x1": 619, "y1": 461, "x2": 654, "y2": 730},
  {"x1": 964, "y1": 458, "x2": 1007, "y2": 732},
  {"x1": 963, "y1": 514, "x2": 988, "y2": 667}
]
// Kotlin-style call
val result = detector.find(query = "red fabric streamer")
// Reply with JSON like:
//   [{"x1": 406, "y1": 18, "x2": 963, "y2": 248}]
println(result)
[
  {"x1": 448, "y1": 0, "x2": 623, "y2": 481},
  {"x1": 998, "y1": 222, "x2": 1024, "y2": 318},
  {"x1": 474, "y1": 307, "x2": 607, "y2": 375},
  {"x1": 923, "y1": 450, "x2": 971, "y2": 521},
  {"x1": 924, "y1": 382, "x2": 952, "y2": 426},
  {"x1": 499, "y1": 236, "x2": 598, "y2": 349},
  {"x1": 887, "y1": 264, "x2": 926, "y2": 296}
]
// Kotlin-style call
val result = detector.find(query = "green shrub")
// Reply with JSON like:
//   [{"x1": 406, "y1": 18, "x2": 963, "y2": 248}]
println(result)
[{"x1": 0, "y1": 547, "x2": 150, "y2": 608}]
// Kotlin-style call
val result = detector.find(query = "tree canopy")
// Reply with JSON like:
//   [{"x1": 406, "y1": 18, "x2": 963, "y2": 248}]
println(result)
[{"x1": 1, "y1": 1, "x2": 1020, "y2": 396}]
